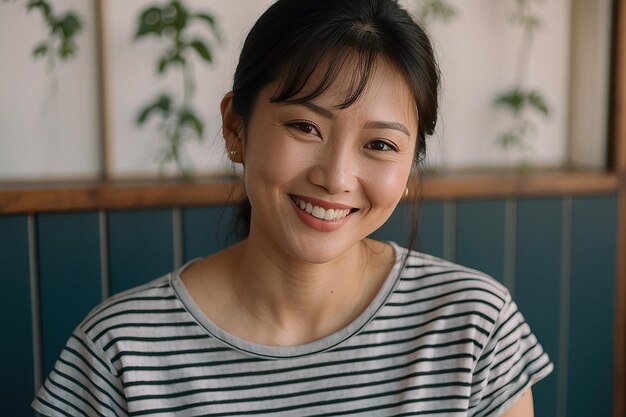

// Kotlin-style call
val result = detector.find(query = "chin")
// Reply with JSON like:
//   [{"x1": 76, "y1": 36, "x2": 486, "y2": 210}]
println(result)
[{"x1": 284, "y1": 237, "x2": 359, "y2": 265}]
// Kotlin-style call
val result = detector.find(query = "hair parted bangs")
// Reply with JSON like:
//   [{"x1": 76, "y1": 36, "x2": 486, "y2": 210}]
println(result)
[
  {"x1": 270, "y1": 27, "x2": 382, "y2": 110},
  {"x1": 231, "y1": 0, "x2": 440, "y2": 161}
]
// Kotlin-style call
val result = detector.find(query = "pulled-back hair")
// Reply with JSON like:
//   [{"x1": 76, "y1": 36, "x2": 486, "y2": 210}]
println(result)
[{"x1": 230, "y1": 0, "x2": 440, "y2": 239}]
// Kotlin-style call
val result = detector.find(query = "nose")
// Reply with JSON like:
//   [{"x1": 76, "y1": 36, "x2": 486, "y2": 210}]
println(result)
[{"x1": 307, "y1": 143, "x2": 358, "y2": 195}]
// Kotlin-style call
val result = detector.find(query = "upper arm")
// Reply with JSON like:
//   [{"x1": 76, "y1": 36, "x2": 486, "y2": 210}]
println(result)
[{"x1": 500, "y1": 388, "x2": 534, "y2": 417}]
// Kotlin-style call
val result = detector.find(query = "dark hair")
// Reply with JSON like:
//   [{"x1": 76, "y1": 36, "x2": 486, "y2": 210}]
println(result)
[{"x1": 230, "y1": 0, "x2": 440, "y2": 245}]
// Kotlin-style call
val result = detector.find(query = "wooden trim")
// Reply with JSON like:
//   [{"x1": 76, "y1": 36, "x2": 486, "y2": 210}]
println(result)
[
  {"x1": 416, "y1": 171, "x2": 618, "y2": 201},
  {"x1": 0, "y1": 171, "x2": 617, "y2": 215},
  {"x1": 614, "y1": 0, "x2": 626, "y2": 415},
  {"x1": 0, "y1": 178, "x2": 245, "y2": 214}
]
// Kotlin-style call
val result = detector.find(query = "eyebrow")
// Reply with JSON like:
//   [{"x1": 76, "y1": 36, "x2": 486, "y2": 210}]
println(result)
[
  {"x1": 284, "y1": 102, "x2": 410, "y2": 136},
  {"x1": 364, "y1": 121, "x2": 410, "y2": 136}
]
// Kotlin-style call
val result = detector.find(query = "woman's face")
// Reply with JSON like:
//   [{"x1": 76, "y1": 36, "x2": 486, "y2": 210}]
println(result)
[{"x1": 238, "y1": 57, "x2": 418, "y2": 264}]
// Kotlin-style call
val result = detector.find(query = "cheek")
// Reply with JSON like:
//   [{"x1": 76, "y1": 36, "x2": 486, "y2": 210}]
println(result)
[
  {"x1": 361, "y1": 163, "x2": 411, "y2": 211},
  {"x1": 244, "y1": 134, "x2": 309, "y2": 189}
]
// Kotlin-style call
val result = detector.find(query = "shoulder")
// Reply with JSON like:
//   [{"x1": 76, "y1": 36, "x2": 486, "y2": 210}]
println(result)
[
  {"x1": 386, "y1": 245, "x2": 512, "y2": 339},
  {"x1": 76, "y1": 273, "x2": 189, "y2": 349},
  {"x1": 397, "y1": 247, "x2": 510, "y2": 307}
]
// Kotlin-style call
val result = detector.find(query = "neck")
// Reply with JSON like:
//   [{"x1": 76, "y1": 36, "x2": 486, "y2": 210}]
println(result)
[{"x1": 229, "y1": 236, "x2": 388, "y2": 345}]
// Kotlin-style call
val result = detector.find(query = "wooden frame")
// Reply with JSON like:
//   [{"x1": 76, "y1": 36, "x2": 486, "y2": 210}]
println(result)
[
  {"x1": 0, "y1": 171, "x2": 618, "y2": 215},
  {"x1": 613, "y1": 1, "x2": 626, "y2": 416}
]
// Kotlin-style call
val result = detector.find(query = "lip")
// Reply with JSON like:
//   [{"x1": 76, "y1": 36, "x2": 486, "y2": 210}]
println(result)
[
  {"x1": 289, "y1": 194, "x2": 355, "y2": 211},
  {"x1": 288, "y1": 195, "x2": 356, "y2": 232}
]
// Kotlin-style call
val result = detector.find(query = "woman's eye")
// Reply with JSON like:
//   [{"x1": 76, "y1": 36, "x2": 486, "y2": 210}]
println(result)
[
  {"x1": 366, "y1": 140, "x2": 397, "y2": 152},
  {"x1": 286, "y1": 121, "x2": 320, "y2": 136}
]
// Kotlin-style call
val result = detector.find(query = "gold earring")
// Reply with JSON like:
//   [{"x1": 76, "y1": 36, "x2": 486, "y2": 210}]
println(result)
[
  {"x1": 229, "y1": 150, "x2": 238, "y2": 159},
  {"x1": 403, "y1": 187, "x2": 409, "y2": 198}
]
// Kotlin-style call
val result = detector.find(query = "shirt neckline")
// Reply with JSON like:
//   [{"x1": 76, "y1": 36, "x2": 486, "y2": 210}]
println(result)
[{"x1": 170, "y1": 241, "x2": 407, "y2": 359}]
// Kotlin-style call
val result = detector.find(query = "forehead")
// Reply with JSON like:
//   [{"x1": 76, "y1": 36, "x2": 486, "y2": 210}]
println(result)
[{"x1": 273, "y1": 53, "x2": 418, "y2": 123}]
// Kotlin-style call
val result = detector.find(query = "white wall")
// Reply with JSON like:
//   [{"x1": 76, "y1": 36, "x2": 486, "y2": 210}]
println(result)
[
  {"x1": 404, "y1": 0, "x2": 572, "y2": 169},
  {"x1": 104, "y1": 0, "x2": 275, "y2": 178},
  {"x1": 0, "y1": 0, "x2": 612, "y2": 180},
  {"x1": 0, "y1": 0, "x2": 100, "y2": 181}
]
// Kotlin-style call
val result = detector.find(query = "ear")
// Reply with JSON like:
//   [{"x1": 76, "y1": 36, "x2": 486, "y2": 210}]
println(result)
[{"x1": 221, "y1": 92, "x2": 245, "y2": 164}]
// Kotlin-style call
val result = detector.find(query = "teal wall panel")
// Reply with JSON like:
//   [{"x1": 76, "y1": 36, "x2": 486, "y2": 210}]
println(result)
[
  {"x1": 37, "y1": 212, "x2": 102, "y2": 378},
  {"x1": 3, "y1": 193, "x2": 619, "y2": 415},
  {"x1": 182, "y1": 205, "x2": 240, "y2": 262},
  {"x1": 371, "y1": 202, "x2": 414, "y2": 248},
  {"x1": 417, "y1": 201, "x2": 444, "y2": 258},
  {"x1": 370, "y1": 201, "x2": 444, "y2": 257},
  {"x1": 0, "y1": 216, "x2": 34, "y2": 415},
  {"x1": 108, "y1": 210, "x2": 174, "y2": 294},
  {"x1": 456, "y1": 200, "x2": 506, "y2": 281},
  {"x1": 515, "y1": 198, "x2": 562, "y2": 416},
  {"x1": 567, "y1": 196, "x2": 617, "y2": 417}
]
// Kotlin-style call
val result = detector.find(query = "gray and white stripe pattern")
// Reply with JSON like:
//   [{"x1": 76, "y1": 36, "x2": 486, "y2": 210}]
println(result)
[{"x1": 33, "y1": 243, "x2": 553, "y2": 416}]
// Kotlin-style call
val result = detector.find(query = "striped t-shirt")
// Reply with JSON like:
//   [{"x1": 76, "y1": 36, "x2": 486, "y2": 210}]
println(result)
[{"x1": 33, "y1": 243, "x2": 553, "y2": 416}]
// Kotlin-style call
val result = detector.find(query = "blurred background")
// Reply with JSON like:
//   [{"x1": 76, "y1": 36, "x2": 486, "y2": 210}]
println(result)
[
  {"x1": 0, "y1": 1, "x2": 624, "y2": 417},
  {"x1": 0, "y1": 0, "x2": 614, "y2": 180}
]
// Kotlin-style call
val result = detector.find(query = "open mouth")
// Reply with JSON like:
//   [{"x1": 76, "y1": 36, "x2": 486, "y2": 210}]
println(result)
[{"x1": 290, "y1": 195, "x2": 358, "y2": 221}]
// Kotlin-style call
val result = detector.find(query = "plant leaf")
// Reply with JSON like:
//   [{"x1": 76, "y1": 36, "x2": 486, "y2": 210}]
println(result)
[
  {"x1": 137, "y1": 94, "x2": 172, "y2": 125},
  {"x1": 136, "y1": 7, "x2": 162, "y2": 38},
  {"x1": 194, "y1": 12, "x2": 221, "y2": 42},
  {"x1": 32, "y1": 42, "x2": 48, "y2": 58},
  {"x1": 527, "y1": 91, "x2": 549, "y2": 116},
  {"x1": 497, "y1": 132, "x2": 519, "y2": 148},
  {"x1": 494, "y1": 88, "x2": 526, "y2": 114},
  {"x1": 170, "y1": 0, "x2": 188, "y2": 31},
  {"x1": 189, "y1": 39, "x2": 212, "y2": 63},
  {"x1": 57, "y1": 13, "x2": 83, "y2": 39},
  {"x1": 58, "y1": 39, "x2": 77, "y2": 59},
  {"x1": 157, "y1": 56, "x2": 171, "y2": 74},
  {"x1": 27, "y1": 0, "x2": 51, "y2": 17},
  {"x1": 179, "y1": 108, "x2": 204, "y2": 137}
]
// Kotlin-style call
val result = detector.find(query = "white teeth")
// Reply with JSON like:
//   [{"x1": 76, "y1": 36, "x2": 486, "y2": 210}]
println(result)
[
  {"x1": 292, "y1": 196, "x2": 352, "y2": 222},
  {"x1": 312, "y1": 206, "x2": 325, "y2": 219}
]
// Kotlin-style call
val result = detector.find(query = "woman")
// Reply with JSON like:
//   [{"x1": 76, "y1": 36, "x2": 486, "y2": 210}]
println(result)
[{"x1": 33, "y1": 0, "x2": 552, "y2": 415}]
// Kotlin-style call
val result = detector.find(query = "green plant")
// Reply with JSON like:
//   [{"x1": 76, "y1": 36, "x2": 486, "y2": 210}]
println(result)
[
  {"x1": 416, "y1": 0, "x2": 457, "y2": 25},
  {"x1": 135, "y1": 0, "x2": 220, "y2": 177},
  {"x1": 494, "y1": 0, "x2": 550, "y2": 165},
  {"x1": 26, "y1": 0, "x2": 83, "y2": 70}
]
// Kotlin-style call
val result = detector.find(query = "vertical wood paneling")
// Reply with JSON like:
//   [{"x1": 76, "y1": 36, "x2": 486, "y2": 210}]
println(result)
[
  {"x1": 0, "y1": 216, "x2": 34, "y2": 415},
  {"x1": 108, "y1": 209, "x2": 174, "y2": 294},
  {"x1": 417, "y1": 201, "x2": 445, "y2": 258},
  {"x1": 456, "y1": 200, "x2": 506, "y2": 282},
  {"x1": 37, "y1": 212, "x2": 102, "y2": 378},
  {"x1": 368, "y1": 201, "x2": 444, "y2": 258},
  {"x1": 182, "y1": 206, "x2": 240, "y2": 262},
  {"x1": 369, "y1": 202, "x2": 442, "y2": 256},
  {"x1": 515, "y1": 198, "x2": 562, "y2": 416},
  {"x1": 567, "y1": 196, "x2": 617, "y2": 417},
  {"x1": 2, "y1": 193, "x2": 619, "y2": 414},
  {"x1": 369, "y1": 202, "x2": 413, "y2": 247}
]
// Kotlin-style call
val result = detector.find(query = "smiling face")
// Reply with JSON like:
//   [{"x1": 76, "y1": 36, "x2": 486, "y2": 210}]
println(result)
[{"x1": 224, "y1": 56, "x2": 419, "y2": 264}]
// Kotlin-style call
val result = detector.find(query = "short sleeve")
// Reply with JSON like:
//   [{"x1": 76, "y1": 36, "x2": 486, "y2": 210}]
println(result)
[
  {"x1": 468, "y1": 291, "x2": 553, "y2": 417},
  {"x1": 32, "y1": 326, "x2": 128, "y2": 417}
]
